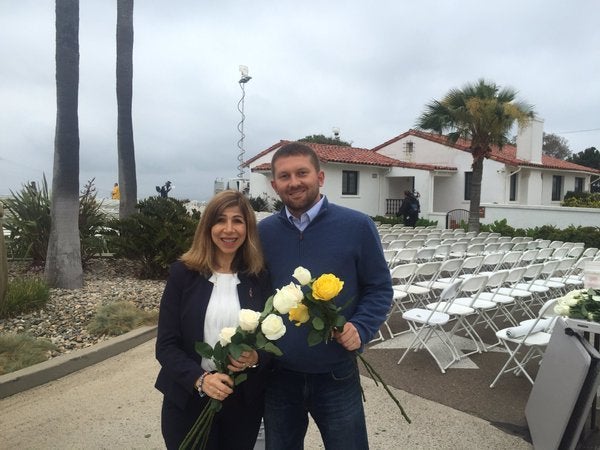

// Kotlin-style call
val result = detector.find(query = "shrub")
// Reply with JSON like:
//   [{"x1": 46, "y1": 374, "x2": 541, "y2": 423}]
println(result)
[
  {"x1": 107, "y1": 197, "x2": 198, "y2": 279},
  {"x1": 3, "y1": 177, "x2": 51, "y2": 264},
  {"x1": 3, "y1": 177, "x2": 110, "y2": 266},
  {"x1": 0, "y1": 333, "x2": 57, "y2": 375},
  {"x1": 562, "y1": 191, "x2": 600, "y2": 208},
  {"x1": 248, "y1": 195, "x2": 269, "y2": 212},
  {"x1": 87, "y1": 301, "x2": 158, "y2": 336},
  {"x1": 0, "y1": 277, "x2": 50, "y2": 318}
]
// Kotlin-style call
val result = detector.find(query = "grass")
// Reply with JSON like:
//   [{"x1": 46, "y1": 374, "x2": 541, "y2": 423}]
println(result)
[
  {"x1": 87, "y1": 301, "x2": 158, "y2": 336},
  {"x1": 0, "y1": 333, "x2": 57, "y2": 375},
  {"x1": 0, "y1": 277, "x2": 50, "y2": 318}
]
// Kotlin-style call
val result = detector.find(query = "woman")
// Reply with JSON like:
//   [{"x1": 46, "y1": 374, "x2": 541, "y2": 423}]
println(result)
[{"x1": 155, "y1": 190, "x2": 271, "y2": 449}]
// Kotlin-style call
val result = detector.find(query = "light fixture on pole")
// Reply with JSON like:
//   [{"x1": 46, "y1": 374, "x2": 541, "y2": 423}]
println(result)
[{"x1": 237, "y1": 65, "x2": 251, "y2": 181}]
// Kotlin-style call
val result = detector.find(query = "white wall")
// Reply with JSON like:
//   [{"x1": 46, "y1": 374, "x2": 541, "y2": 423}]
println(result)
[{"x1": 480, "y1": 204, "x2": 600, "y2": 228}]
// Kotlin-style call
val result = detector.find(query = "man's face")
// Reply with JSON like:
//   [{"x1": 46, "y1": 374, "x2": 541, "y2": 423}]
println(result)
[{"x1": 271, "y1": 154, "x2": 324, "y2": 218}]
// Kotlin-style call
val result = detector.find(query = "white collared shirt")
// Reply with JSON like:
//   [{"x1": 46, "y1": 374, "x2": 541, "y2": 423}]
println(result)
[{"x1": 286, "y1": 196, "x2": 325, "y2": 232}]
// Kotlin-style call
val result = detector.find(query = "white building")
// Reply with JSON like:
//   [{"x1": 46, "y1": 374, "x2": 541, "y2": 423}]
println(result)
[{"x1": 245, "y1": 120, "x2": 600, "y2": 228}]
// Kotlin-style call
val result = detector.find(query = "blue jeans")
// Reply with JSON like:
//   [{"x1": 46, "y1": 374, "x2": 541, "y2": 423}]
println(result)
[{"x1": 264, "y1": 358, "x2": 368, "y2": 450}]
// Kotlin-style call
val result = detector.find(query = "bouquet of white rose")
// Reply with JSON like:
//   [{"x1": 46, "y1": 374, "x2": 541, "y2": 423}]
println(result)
[
  {"x1": 179, "y1": 307, "x2": 286, "y2": 450},
  {"x1": 554, "y1": 288, "x2": 600, "y2": 321}
]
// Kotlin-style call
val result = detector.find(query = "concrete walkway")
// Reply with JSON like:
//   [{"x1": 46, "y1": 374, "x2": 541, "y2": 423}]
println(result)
[{"x1": 0, "y1": 329, "x2": 531, "y2": 449}]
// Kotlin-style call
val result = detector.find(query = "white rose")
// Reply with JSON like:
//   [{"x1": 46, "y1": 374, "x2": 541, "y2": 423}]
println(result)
[
  {"x1": 219, "y1": 327, "x2": 237, "y2": 346},
  {"x1": 562, "y1": 290, "x2": 583, "y2": 306},
  {"x1": 261, "y1": 314, "x2": 286, "y2": 340},
  {"x1": 273, "y1": 283, "x2": 304, "y2": 314},
  {"x1": 554, "y1": 303, "x2": 570, "y2": 316},
  {"x1": 293, "y1": 266, "x2": 312, "y2": 286},
  {"x1": 239, "y1": 309, "x2": 261, "y2": 332}
]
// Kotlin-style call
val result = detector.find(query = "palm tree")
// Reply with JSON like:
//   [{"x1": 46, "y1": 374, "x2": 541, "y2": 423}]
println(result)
[
  {"x1": 416, "y1": 79, "x2": 535, "y2": 232},
  {"x1": 116, "y1": 0, "x2": 137, "y2": 218},
  {"x1": 45, "y1": 0, "x2": 83, "y2": 288}
]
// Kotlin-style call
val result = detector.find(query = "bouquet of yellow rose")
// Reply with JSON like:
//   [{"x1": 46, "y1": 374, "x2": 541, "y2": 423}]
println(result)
[
  {"x1": 276, "y1": 266, "x2": 411, "y2": 424},
  {"x1": 180, "y1": 307, "x2": 286, "y2": 450}
]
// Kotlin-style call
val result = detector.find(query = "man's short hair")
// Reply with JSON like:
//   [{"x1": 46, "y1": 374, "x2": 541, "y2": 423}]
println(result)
[{"x1": 271, "y1": 142, "x2": 320, "y2": 176}]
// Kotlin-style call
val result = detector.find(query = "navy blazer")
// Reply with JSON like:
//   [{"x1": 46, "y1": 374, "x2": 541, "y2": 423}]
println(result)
[{"x1": 155, "y1": 261, "x2": 272, "y2": 410}]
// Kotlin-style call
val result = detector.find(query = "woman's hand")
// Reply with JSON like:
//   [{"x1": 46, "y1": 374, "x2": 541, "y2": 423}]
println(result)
[
  {"x1": 227, "y1": 350, "x2": 259, "y2": 373},
  {"x1": 201, "y1": 373, "x2": 234, "y2": 400}
]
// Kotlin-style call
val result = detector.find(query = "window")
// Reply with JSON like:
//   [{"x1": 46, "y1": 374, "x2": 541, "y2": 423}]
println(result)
[
  {"x1": 575, "y1": 177, "x2": 584, "y2": 193},
  {"x1": 342, "y1": 170, "x2": 358, "y2": 195},
  {"x1": 552, "y1": 175, "x2": 563, "y2": 201},
  {"x1": 509, "y1": 173, "x2": 518, "y2": 201},
  {"x1": 464, "y1": 172, "x2": 472, "y2": 200}
]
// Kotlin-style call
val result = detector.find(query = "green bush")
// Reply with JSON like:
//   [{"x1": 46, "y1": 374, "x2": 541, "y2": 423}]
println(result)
[
  {"x1": 0, "y1": 333, "x2": 57, "y2": 375},
  {"x1": 0, "y1": 277, "x2": 50, "y2": 318},
  {"x1": 562, "y1": 191, "x2": 600, "y2": 208},
  {"x1": 3, "y1": 177, "x2": 51, "y2": 264},
  {"x1": 107, "y1": 196, "x2": 198, "y2": 279},
  {"x1": 87, "y1": 301, "x2": 158, "y2": 336},
  {"x1": 3, "y1": 177, "x2": 110, "y2": 266},
  {"x1": 248, "y1": 195, "x2": 270, "y2": 212}
]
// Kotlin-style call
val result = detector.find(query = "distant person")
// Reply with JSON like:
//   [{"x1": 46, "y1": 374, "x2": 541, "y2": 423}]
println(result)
[
  {"x1": 156, "y1": 181, "x2": 172, "y2": 198},
  {"x1": 155, "y1": 190, "x2": 272, "y2": 449},
  {"x1": 397, "y1": 190, "x2": 420, "y2": 227},
  {"x1": 111, "y1": 183, "x2": 120, "y2": 200}
]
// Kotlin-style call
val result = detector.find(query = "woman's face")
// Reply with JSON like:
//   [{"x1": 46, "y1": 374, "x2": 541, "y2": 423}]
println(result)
[{"x1": 211, "y1": 205, "x2": 247, "y2": 261}]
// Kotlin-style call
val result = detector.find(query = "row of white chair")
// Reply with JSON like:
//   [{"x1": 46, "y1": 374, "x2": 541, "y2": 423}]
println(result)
[{"x1": 387, "y1": 256, "x2": 590, "y2": 379}]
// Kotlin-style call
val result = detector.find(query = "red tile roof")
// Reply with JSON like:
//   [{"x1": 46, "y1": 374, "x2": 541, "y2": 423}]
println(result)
[
  {"x1": 373, "y1": 129, "x2": 600, "y2": 174},
  {"x1": 247, "y1": 140, "x2": 456, "y2": 172}
]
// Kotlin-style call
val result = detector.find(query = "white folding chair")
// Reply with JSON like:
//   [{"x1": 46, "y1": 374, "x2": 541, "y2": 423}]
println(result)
[
  {"x1": 498, "y1": 250, "x2": 522, "y2": 269},
  {"x1": 391, "y1": 247, "x2": 418, "y2": 267},
  {"x1": 414, "y1": 247, "x2": 436, "y2": 263},
  {"x1": 397, "y1": 280, "x2": 463, "y2": 373},
  {"x1": 426, "y1": 274, "x2": 489, "y2": 355},
  {"x1": 407, "y1": 261, "x2": 443, "y2": 308},
  {"x1": 498, "y1": 263, "x2": 545, "y2": 320},
  {"x1": 548, "y1": 256, "x2": 592, "y2": 293},
  {"x1": 424, "y1": 258, "x2": 463, "y2": 292},
  {"x1": 480, "y1": 266, "x2": 527, "y2": 327},
  {"x1": 490, "y1": 299, "x2": 558, "y2": 388},
  {"x1": 385, "y1": 263, "x2": 419, "y2": 337},
  {"x1": 455, "y1": 270, "x2": 510, "y2": 349}
]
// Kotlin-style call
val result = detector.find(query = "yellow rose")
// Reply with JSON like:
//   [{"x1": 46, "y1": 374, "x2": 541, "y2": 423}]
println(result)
[
  {"x1": 288, "y1": 303, "x2": 310, "y2": 326},
  {"x1": 312, "y1": 274, "x2": 344, "y2": 301}
]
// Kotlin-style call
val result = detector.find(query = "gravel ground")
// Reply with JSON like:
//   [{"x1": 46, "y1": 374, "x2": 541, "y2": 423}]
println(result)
[{"x1": 1, "y1": 258, "x2": 165, "y2": 357}]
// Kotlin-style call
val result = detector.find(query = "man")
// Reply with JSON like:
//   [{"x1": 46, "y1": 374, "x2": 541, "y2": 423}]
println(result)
[
  {"x1": 397, "y1": 190, "x2": 420, "y2": 227},
  {"x1": 258, "y1": 142, "x2": 392, "y2": 449}
]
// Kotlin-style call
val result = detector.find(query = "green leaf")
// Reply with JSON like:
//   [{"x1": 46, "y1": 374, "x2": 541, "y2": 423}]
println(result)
[
  {"x1": 255, "y1": 332, "x2": 268, "y2": 348},
  {"x1": 312, "y1": 316, "x2": 324, "y2": 331},
  {"x1": 263, "y1": 342, "x2": 283, "y2": 356},
  {"x1": 308, "y1": 329, "x2": 324, "y2": 346},
  {"x1": 194, "y1": 341, "x2": 214, "y2": 359},
  {"x1": 229, "y1": 343, "x2": 243, "y2": 360},
  {"x1": 334, "y1": 315, "x2": 347, "y2": 328},
  {"x1": 231, "y1": 331, "x2": 244, "y2": 345}
]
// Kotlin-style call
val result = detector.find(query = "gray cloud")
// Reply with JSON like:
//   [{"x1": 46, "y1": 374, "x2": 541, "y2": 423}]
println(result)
[{"x1": 1, "y1": 0, "x2": 599, "y2": 200}]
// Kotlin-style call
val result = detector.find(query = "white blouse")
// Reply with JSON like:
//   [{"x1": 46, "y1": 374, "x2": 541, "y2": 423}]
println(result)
[{"x1": 201, "y1": 272, "x2": 241, "y2": 372}]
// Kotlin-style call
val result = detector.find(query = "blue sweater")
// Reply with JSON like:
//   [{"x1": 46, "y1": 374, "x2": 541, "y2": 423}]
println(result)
[{"x1": 258, "y1": 197, "x2": 392, "y2": 373}]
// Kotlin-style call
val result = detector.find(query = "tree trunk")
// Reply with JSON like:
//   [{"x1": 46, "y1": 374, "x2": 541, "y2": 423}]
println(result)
[
  {"x1": 117, "y1": 0, "x2": 137, "y2": 219},
  {"x1": 45, "y1": 0, "x2": 83, "y2": 289},
  {"x1": 0, "y1": 203, "x2": 8, "y2": 305},
  {"x1": 468, "y1": 156, "x2": 484, "y2": 233}
]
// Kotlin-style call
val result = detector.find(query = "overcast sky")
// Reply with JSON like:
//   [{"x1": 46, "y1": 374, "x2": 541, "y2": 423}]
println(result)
[{"x1": 1, "y1": 0, "x2": 599, "y2": 201}]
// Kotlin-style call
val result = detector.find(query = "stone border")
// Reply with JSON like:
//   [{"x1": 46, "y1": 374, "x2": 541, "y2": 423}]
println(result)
[{"x1": 0, "y1": 325, "x2": 157, "y2": 399}]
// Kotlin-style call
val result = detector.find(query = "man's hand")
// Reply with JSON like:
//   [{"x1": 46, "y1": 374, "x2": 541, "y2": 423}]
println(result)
[{"x1": 333, "y1": 322, "x2": 362, "y2": 351}]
